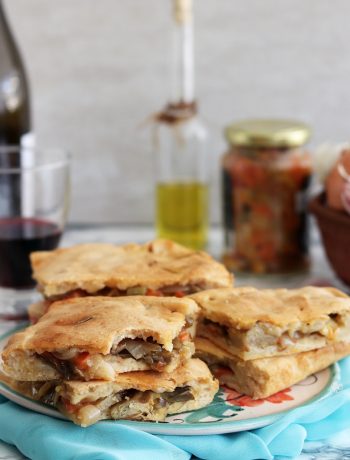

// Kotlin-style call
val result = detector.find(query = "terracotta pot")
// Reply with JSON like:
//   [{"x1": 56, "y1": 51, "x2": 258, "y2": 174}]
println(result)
[{"x1": 309, "y1": 192, "x2": 350, "y2": 286}]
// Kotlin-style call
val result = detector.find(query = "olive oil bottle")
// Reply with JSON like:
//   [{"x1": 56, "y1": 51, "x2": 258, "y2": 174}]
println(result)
[
  {"x1": 154, "y1": 0, "x2": 208, "y2": 250},
  {"x1": 157, "y1": 181, "x2": 208, "y2": 249}
]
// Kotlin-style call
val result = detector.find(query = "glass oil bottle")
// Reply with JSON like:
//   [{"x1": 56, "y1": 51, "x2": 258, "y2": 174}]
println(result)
[{"x1": 153, "y1": 0, "x2": 208, "y2": 250}]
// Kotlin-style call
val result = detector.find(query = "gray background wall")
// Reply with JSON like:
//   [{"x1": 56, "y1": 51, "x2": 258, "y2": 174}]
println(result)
[{"x1": 5, "y1": 0, "x2": 350, "y2": 223}]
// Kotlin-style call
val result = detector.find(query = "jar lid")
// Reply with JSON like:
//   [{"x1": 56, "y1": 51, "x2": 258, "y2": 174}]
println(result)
[{"x1": 225, "y1": 119, "x2": 311, "y2": 148}]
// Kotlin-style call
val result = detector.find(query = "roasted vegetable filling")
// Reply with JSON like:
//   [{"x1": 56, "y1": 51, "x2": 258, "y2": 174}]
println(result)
[
  {"x1": 27, "y1": 380, "x2": 60, "y2": 406},
  {"x1": 111, "y1": 338, "x2": 172, "y2": 370},
  {"x1": 200, "y1": 314, "x2": 345, "y2": 353},
  {"x1": 38, "y1": 352, "x2": 76, "y2": 380},
  {"x1": 46, "y1": 283, "x2": 204, "y2": 303},
  {"x1": 201, "y1": 318, "x2": 230, "y2": 338},
  {"x1": 162, "y1": 385, "x2": 194, "y2": 403},
  {"x1": 60, "y1": 385, "x2": 195, "y2": 425},
  {"x1": 35, "y1": 327, "x2": 191, "y2": 378},
  {"x1": 29, "y1": 380, "x2": 195, "y2": 426}
]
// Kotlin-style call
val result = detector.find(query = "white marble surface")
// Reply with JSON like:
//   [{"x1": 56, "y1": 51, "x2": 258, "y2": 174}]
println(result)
[{"x1": 0, "y1": 224, "x2": 350, "y2": 460}]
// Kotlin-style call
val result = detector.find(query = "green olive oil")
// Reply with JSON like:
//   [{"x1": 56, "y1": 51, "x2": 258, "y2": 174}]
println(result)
[{"x1": 156, "y1": 181, "x2": 208, "y2": 250}]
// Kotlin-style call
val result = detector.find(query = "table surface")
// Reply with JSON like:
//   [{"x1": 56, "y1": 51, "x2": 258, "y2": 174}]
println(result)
[{"x1": 1, "y1": 224, "x2": 350, "y2": 460}]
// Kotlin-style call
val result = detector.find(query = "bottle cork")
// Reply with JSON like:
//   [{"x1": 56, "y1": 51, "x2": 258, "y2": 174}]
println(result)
[{"x1": 173, "y1": 0, "x2": 192, "y2": 24}]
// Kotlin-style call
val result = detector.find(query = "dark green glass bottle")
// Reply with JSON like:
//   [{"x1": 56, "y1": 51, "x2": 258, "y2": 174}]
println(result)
[{"x1": 0, "y1": 0, "x2": 31, "y2": 214}]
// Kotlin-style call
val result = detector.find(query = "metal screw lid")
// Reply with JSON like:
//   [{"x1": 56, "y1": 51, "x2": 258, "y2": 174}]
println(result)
[{"x1": 225, "y1": 119, "x2": 311, "y2": 149}]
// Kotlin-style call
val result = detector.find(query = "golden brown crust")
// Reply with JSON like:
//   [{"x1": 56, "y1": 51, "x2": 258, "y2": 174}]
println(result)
[
  {"x1": 195, "y1": 337, "x2": 233, "y2": 362},
  {"x1": 28, "y1": 301, "x2": 48, "y2": 324},
  {"x1": 195, "y1": 337, "x2": 350, "y2": 399},
  {"x1": 3, "y1": 296, "x2": 198, "y2": 356},
  {"x1": 30, "y1": 240, "x2": 233, "y2": 298},
  {"x1": 191, "y1": 286, "x2": 350, "y2": 329}
]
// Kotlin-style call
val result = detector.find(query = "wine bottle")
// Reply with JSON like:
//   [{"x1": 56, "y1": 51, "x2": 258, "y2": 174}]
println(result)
[
  {"x1": 154, "y1": 0, "x2": 209, "y2": 250},
  {"x1": 0, "y1": 0, "x2": 32, "y2": 215},
  {"x1": 0, "y1": 1, "x2": 31, "y2": 146}
]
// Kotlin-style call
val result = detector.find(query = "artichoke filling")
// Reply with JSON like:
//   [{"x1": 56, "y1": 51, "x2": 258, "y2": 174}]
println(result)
[
  {"x1": 63, "y1": 385, "x2": 195, "y2": 426},
  {"x1": 35, "y1": 326, "x2": 191, "y2": 379},
  {"x1": 28, "y1": 381, "x2": 195, "y2": 426},
  {"x1": 45, "y1": 283, "x2": 204, "y2": 303},
  {"x1": 199, "y1": 314, "x2": 345, "y2": 354},
  {"x1": 110, "y1": 338, "x2": 172, "y2": 369}
]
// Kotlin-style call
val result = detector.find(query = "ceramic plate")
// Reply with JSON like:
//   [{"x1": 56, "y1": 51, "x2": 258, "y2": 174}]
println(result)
[{"x1": 0, "y1": 326, "x2": 341, "y2": 436}]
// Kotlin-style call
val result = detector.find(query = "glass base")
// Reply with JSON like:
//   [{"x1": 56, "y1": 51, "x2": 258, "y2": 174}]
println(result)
[{"x1": 0, "y1": 287, "x2": 40, "y2": 320}]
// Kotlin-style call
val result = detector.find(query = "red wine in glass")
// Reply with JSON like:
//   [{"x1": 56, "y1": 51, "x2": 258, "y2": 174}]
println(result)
[{"x1": 0, "y1": 217, "x2": 61, "y2": 289}]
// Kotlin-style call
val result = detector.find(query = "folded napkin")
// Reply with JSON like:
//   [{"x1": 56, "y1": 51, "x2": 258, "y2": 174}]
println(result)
[{"x1": 1, "y1": 357, "x2": 350, "y2": 460}]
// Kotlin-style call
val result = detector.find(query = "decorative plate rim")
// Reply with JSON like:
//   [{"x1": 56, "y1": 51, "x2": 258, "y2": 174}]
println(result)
[{"x1": 0, "y1": 325, "x2": 341, "y2": 436}]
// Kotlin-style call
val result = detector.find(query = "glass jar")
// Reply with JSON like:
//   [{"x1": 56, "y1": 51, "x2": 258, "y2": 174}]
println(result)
[{"x1": 222, "y1": 119, "x2": 312, "y2": 274}]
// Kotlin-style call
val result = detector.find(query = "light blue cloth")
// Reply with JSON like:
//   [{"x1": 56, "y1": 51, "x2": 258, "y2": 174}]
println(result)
[{"x1": 1, "y1": 357, "x2": 350, "y2": 460}]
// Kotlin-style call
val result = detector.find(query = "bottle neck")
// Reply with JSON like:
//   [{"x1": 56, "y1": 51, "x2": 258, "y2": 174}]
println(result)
[
  {"x1": 0, "y1": 1, "x2": 18, "y2": 61},
  {"x1": 0, "y1": 0, "x2": 31, "y2": 143},
  {"x1": 170, "y1": 0, "x2": 195, "y2": 106},
  {"x1": 0, "y1": 1, "x2": 10, "y2": 34}
]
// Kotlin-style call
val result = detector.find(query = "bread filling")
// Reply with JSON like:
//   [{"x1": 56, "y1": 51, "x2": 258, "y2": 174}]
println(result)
[
  {"x1": 45, "y1": 283, "x2": 204, "y2": 302},
  {"x1": 111, "y1": 338, "x2": 172, "y2": 369},
  {"x1": 199, "y1": 313, "x2": 350, "y2": 358},
  {"x1": 24, "y1": 380, "x2": 195, "y2": 426},
  {"x1": 65, "y1": 385, "x2": 195, "y2": 426},
  {"x1": 35, "y1": 329, "x2": 192, "y2": 380},
  {"x1": 31, "y1": 285, "x2": 202, "y2": 321}
]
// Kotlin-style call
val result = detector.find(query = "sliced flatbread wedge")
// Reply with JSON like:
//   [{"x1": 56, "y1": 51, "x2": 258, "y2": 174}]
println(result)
[
  {"x1": 1, "y1": 359, "x2": 219, "y2": 427},
  {"x1": 30, "y1": 239, "x2": 233, "y2": 299},
  {"x1": 195, "y1": 337, "x2": 350, "y2": 399},
  {"x1": 3, "y1": 296, "x2": 199, "y2": 381},
  {"x1": 192, "y1": 286, "x2": 350, "y2": 360}
]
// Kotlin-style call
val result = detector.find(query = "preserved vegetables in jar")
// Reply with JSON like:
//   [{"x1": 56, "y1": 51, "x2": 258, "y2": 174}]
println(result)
[{"x1": 222, "y1": 119, "x2": 312, "y2": 274}]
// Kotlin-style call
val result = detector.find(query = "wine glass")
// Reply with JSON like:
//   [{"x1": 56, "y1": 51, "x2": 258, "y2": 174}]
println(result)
[{"x1": 0, "y1": 146, "x2": 70, "y2": 319}]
